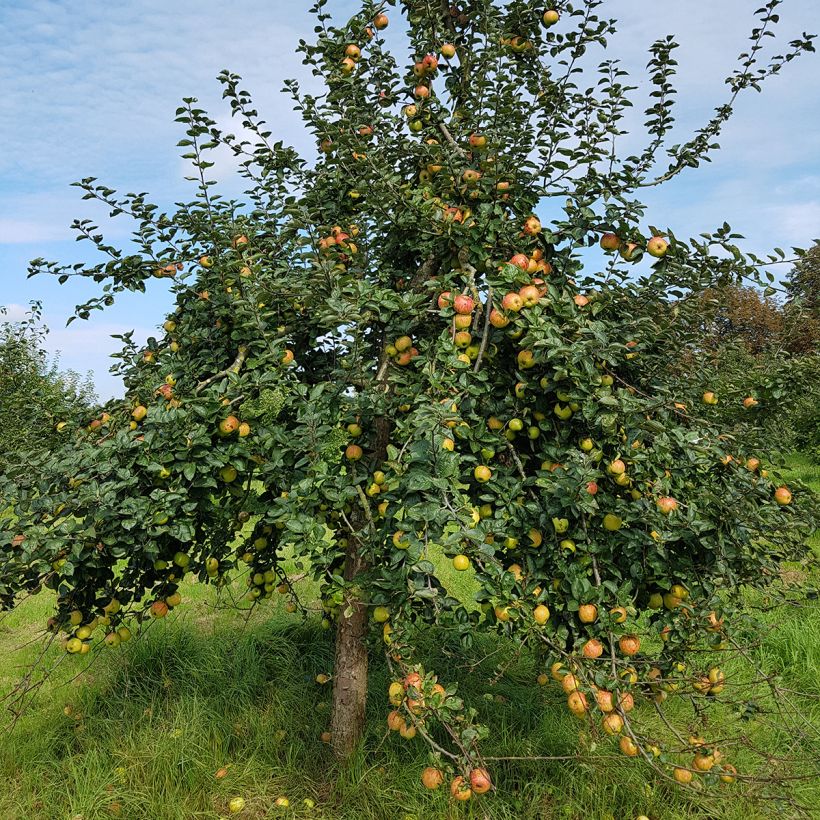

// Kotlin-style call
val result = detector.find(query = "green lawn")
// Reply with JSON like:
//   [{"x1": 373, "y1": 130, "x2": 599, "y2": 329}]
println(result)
[{"x1": 0, "y1": 457, "x2": 818, "y2": 820}]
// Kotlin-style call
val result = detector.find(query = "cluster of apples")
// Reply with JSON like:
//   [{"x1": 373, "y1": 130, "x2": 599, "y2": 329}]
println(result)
[
  {"x1": 317, "y1": 224, "x2": 359, "y2": 256},
  {"x1": 384, "y1": 334, "x2": 421, "y2": 367},
  {"x1": 551, "y1": 659, "x2": 635, "y2": 735},
  {"x1": 61, "y1": 597, "x2": 131, "y2": 654},
  {"x1": 600, "y1": 231, "x2": 669, "y2": 261}
]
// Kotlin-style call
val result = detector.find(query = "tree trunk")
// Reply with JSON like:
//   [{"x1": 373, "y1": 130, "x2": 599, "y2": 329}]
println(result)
[{"x1": 329, "y1": 540, "x2": 369, "y2": 759}]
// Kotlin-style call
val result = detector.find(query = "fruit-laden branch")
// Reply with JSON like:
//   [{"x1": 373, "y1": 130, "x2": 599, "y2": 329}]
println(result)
[{"x1": 195, "y1": 346, "x2": 249, "y2": 393}]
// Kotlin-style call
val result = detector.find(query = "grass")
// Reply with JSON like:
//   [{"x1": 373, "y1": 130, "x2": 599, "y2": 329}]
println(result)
[{"x1": 0, "y1": 457, "x2": 818, "y2": 820}]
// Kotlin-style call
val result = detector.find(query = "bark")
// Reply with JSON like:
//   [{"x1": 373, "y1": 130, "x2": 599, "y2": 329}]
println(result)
[{"x1": 329, "y1": 539, "x2": 369, "y2": 759}]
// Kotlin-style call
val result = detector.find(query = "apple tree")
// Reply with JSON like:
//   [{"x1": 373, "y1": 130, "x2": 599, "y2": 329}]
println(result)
[{"x1": 2, "y1": 0, "x2": 818, "y2": 803}]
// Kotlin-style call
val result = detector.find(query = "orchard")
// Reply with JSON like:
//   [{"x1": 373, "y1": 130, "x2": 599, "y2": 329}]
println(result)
[{"x1": 1, "y1": 0, "x2": 819, "y2": 814}]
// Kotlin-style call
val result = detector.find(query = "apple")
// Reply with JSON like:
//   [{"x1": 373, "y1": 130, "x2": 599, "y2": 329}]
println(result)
[
  {"x1": 561, "y1": 674, "x2": 579, "y2": 693},
  {"x1": 502, "y1": 292, "x2": 523, "y2": 312},
  {"x1": 774, "y1": 486, "x2": 792, "y2": 506},
  {"x1": 220, "y1": 415, "x2": 240, "y2": 435},
  {"x1": 392, "y1": 531, "x2": 410, "y2": 549},
  {"x1": 166, "y1": 591, "x2": 182, "y2": 607},
  {"x1": 469, "y1": 767, "x2": 492, "y2": 794},
  {"x1": 453, "y1": 313, "x2": 472, "y2": 329},
  {"x1": 469, "y1": 133, "x2": 487, "y2": 149},
  {"x1": 132, "y1": 405, "x2": 147, "y2": 422},
  {"x1": 345, "y1": 43, "x2": 361, "y2": 60},
  {"x1": 743, "y1": 396, "x2": 759, "y2": 409},
  {"x1": 200, "y1": 255, "x2": 214, "y2": 268},
  {"x1": 586, "y1": 481, "x2": 599, "y2": 495},
  {"x1": 523, "y1": 215, "x2": 542, "y2": 235},
  {"x1": 619, "y1": 242, "x2": 641, "y2": 261},
  {"x1": 345, "y1": 444, "x2": 363, "y2": 461},
  {"x1": 450, "y1": 776, "x2": 472, "y2": 801},
  {"x1": 489, "y1": 309, "x2": 509, "y2": 327},
  {"x1": 373, "y1": 606, "x2": 390, "y2": 623},
  {"x1": 494, "y1": 605, "x2": 510, "y2": 622},
  {"x1": 517, "y1": 350, "x2": 535, "y2": 369},
  {"x1": 220, "y1": 466, "x2": 238, "y2": 483},
  {"x1": 387, "y1": 710, "x2": 405, "y2": 731},
  {"x1": 610, "y1": 606, "x2": 627, "y2": 623},
  {"x1": 474, "y1": 465, "x2": 492, "y2": 483},
  {"x1": 603, "y1": 513, "x2": 622, "y2": 531},
  {"x1": 673, "y1": 767, "x2": 693, "y2": 785},
  {"x1": 620, "y1": 735, "x2": 639, "y2": 756},
  {"x1": 573, "y1": 294, "x2": 590, "y2": 307},
  {"x1": 595, "y1": 689, "x2": 614, "y2": 712},
  {"x1": 454, "y1": 330, "x2": 472, "y2": 348},
  {"x1": 578, "y1": 604, "x2": 598, "y2": 623},
  {"x1": 582, "y1": 639, "x2": 603, "y2": 658},
  {"x1": 702, "y1": 391, "x2": 718, "y2": 405},
  {"x1": 421, "y1": 767, "x2": 444, "y2": 789},
  {"x1": 228, "y1": 797, "x2": 246, "y2": 814},
  {"x1": 66, "y1": 637, "x2": 83, "y2": 654},
  {"x1": 567, "y1": 690, "x2": 588, "y2": 716},
  {"x1": 745, "y1": 457, "x2": 760, "y2": 472},
  {"x1": 533, "y1": 604, "x2": 550, "y2": 624},
  {"x1": 519, "y1": 285, "x2": 540, "y2": 306},
  {"x1": 720, "y1": 764, "x2": 738, "y2": 784},
  {"x1": 602, "y1": 712, "x2": 623, "y2": 735},
  {"x1": 340, "y1": 57, "x2": 357, "y2": 75},
  {"x1": 656, "y1": 496, "x2": 678, "y2": 515},
  {"x1": 693, "y1": 752, "x2": 715, "y2": 772},
  {"x1": 619, "y1": 635, "x2": 640, "y2": 656},
  {"x1": 150, "y1": 601, "x2": 169, "y2": 619},
  {"x1": 395, "y1": 335, "x2": 412, "y2": 353},
  {"x1": 607, "y1": 459, "x2": 626, "y2": 476},
  {"x1": 647, "y1": 236, "x2": 669, "y2": 257},
  {"x1": 509, "y1": 253, "x2": 530, "y2": 271},
  {"x1": 373, "y1": 12, "x2": 389, "y2": 29},
  {"x1": 414, "y1": 84, "x2": 430, "y2": 99},
  {"x1": 449, "y1": 552, "x2": 471, "y2": 572},
  {"x1": 600, "y1": 232, "x2": 621, "y2": 251},
  {"x1": 462, "y1": 168, "x2": 481, "y2": 184},
  {"x1": 543, "y1": 9, "x2": 560, "y2": 26},
  {"x1": 441, "y1": 43, "x2": 456, "y2": 58},
  {"x1": 437, "y1": 291, "x2": 453, "y2": 309},
  {"x1": 453, "y1": 294, "x2": 475, "y2": 314}
]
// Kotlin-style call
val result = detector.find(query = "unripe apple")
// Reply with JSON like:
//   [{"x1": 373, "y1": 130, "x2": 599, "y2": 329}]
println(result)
[
  {"x1": 474, "y1": 465, "x2": 492, "y2": 483},
  {"x1": 647, "y1": 236, "x2": 669, "y2": 257},
  {"x1": 533, "y1": 604, "x2": 550, "y2": 624},
  {"x1": 603, "y1": 513, "x2": 622, "y2": 531},
  {"x1": 228, "y1": 796, "x2": 246, "y2": 813}
]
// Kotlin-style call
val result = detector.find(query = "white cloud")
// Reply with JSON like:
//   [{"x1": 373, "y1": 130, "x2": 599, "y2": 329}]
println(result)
[{"x1": 1, "y1": 303, "x2": 29, "y2": 322}]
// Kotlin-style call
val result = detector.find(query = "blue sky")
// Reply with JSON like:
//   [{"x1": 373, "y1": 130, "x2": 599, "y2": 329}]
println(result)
[{"x1": 2, "y1": 0, "x2": 818, "y2": 398}]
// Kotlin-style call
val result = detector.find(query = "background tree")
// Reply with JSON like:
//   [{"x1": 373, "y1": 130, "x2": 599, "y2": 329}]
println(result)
[
  {"x1": 1, "y1": 0, "x2": 817, "y2": 805},
  {"x1": 0, "y1": 303, "x2": 96, "y2": 479}
]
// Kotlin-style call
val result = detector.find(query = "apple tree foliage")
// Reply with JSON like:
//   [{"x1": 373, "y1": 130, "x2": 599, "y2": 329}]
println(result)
[
  {"x1": 1, "y1": 0, "x2": 818, "y2": 800},
  {"x1": 0, "y1": 303, "x2": 96, "y2": 479}
]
